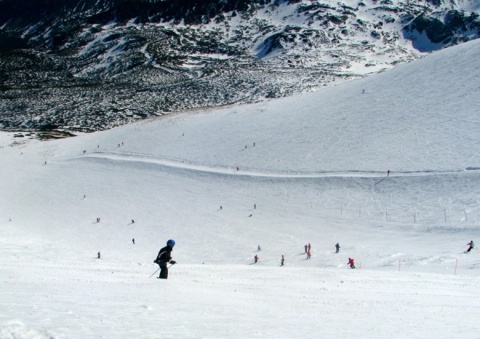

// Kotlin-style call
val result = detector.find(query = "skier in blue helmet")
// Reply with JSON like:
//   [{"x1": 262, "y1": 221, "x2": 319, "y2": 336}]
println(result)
[{"x1": 154, "y1": 239, "x2": 176, "y2": 279}]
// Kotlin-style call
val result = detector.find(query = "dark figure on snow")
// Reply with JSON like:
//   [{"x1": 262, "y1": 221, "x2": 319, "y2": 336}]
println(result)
[
  {"x1": 131, "y1": 219, "x2": 135, "y2": 224},
  {"x1": 387, "y1": 170, "x2": 390, "y2": 177},
  {"x1": 348, "y1": 258, "x2": 355, "y2": 269},
  {"x1": 306, "y1": 250, "x2": 311, "y2": 259},
  {"x1": 466, "y1": 240, "x2": 474, "y2": 253},
  {"x1": 307, "y1": 243, "x2": 311, "y2": 252},
  {"x1": 304, "y1": 244, "x2": 308, "y2": 253},
  {"x1": 281, "y1": 255, "x2": 285, "y2": 266},
  {"x1": 97, "y1": 252, "x2": 101, "y2": 259},
  {"x1": 132, "y1": 238, "x2": 135, "y2": 245},
  {"x1": 254, "y1": 255, "x2": 258, "y2": 263},
  {"x1": 335, "y1": 243, "x2": 340, "y2": 253},
  {"x1": 258, "y1": 245, "x2": 261, "y2": 251},
  {"x1": 154, "y1": 239, "x2": 176, "y2": 279}
]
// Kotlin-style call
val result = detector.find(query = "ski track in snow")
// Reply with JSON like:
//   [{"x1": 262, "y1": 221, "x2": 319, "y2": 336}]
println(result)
[{"x1": 66, "y1": 151, "x2": 480, "y2": 179}]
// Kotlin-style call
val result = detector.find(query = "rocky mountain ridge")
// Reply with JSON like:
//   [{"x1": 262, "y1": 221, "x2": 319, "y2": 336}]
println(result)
[{"x1": 0, "y1": 0, "x2": 479, "y2": 132}]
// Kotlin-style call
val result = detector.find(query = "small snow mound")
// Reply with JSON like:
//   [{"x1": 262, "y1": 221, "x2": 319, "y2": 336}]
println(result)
[{"x1": 0, "y1": 320, "x2": 57, "y2": 339}]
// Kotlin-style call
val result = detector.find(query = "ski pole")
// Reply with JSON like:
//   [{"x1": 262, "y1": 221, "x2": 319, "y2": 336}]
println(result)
[{"x1": 149, "y1": 268, "x2": 160, "y2": 278}]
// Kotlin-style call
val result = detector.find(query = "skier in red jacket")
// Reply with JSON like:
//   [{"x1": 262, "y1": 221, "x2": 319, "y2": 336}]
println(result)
[{"x1": 348, "y1": 258, "x2": 355, "y2": 269}]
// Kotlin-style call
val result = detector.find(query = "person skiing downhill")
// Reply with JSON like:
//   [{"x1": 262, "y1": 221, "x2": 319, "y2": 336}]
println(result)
[
  {"x1": 154, "y1": 239, "x2": 176, "y2": 279},
  {"x1": 466, "y1": 240, "x2": 474, "y2": 253},
  {"x1": 254, "y1": 255, "x2": 259, "y2": 263},
  {"x1": 281, "y1": 255, "x2": 285, "y2": 266},
  {"x1": 335, "y1": 243, "x2": 340, "y2": 253},
  {"x1": 348, "y1": 258, "x2": 355, "y2": 269}
]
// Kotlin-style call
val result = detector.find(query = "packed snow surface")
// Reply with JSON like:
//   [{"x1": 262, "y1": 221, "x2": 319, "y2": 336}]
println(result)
[{"x1": 1, "y1": 40, "x2": 480, "y2": 338}]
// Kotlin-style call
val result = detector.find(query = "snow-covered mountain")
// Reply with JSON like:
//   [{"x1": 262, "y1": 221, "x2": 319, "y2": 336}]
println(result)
[
  {"x1": 1, "y1": 37, "x2": 480, "y2": 339},
  {"x1": 1, "y1": 0, "x2": 479, "y2": 132}
]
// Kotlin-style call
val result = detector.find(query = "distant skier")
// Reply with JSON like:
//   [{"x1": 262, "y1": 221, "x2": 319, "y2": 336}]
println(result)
[
  {"x1": 281, "y1": 255, "x2": 284, "y2": 266},
  {"x1": 97, "y1": 252, "x2": 101, "y2": 259},
  {"x1": 466, "y1": 240, "x2": 474, "y2": 253},
  {"x1": 335, "y1": 243, "x2": 340, "y2": 253},
  {"x1": 304, "y1": 244, "x2": 308, "y2": 253},
  {"x1": 254, "y1": 255, "x2": 258, "y2": 263},
  {"x1": 254, "y1": 203, "x2": 256, "y2": 209},
  {"x1": 387, "y1": 170, "x2": 390, "y2": 177},
  {"x1": 258, "y1": 245, "x2": 261, "y2": 251},
  {"x1": 132, "y1": 238, "x2": 135, "y2": 244},
  {"x1": 348, "y1": 258, "x2": 355, "y2": 269},
  {"x1": 96, "y1": 217, "x2": 100, "y2": 223},
  {"x1": 306, "y1": 250, "x2": 311, "y2": 259},
  {"x1": 307, "y1": 243, "x2": 311, "y2": 252},
  {"x1": 154, "y1": 239, "x2": 176, "y2": 279},
  {"x1": 131, "y1": 219, "x2": 135, "y2": 224}
]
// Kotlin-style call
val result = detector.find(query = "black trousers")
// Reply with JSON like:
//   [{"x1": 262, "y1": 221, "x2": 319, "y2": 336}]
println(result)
[{"x1": 158, "y1": 261, "x2": 168, "y2": 279}]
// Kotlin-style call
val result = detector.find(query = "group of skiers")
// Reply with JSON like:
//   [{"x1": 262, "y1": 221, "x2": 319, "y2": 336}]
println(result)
[{"x1": 252, "y1": 242, "x2": 352, "y2": 267}]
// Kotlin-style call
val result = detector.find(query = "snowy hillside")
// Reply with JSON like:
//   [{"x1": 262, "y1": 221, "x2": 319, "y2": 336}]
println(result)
[
  {"x1": 1, "y1": 0, "x2": 480, "y2": 131},
  {"x1": 1, "y1": 40, "x2": 480, "y2": 338}
]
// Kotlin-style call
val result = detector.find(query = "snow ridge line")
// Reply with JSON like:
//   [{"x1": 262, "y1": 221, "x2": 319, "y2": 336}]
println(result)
[{"x1": 67, "y1": 151, "x2": 479, "y2": 179}]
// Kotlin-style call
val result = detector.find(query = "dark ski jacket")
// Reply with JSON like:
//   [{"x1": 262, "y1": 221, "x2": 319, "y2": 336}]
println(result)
[{"x1": 156, "y1": 245, "x2": 173, "y2": 263}]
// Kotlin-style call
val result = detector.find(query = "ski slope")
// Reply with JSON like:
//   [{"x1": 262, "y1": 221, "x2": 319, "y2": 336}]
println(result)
[{"x1": 1, "y1": 39, "x2": 480, "y2": 338}]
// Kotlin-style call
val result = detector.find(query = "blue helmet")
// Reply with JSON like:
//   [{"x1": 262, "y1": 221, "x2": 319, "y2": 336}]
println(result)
[{"x1": 167, "y1": 239, "x2": 175, "y2": 247}]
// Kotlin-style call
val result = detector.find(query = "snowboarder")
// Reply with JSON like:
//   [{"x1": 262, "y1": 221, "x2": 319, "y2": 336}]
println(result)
[
  {"x1": 335, "y1": 243, "x2": 340, "y2": 253},
  {"x1": 281, "y1": 255, "x2": 284, "y2": 266},
  {"x1": 348, "y1": 258, "x2": 355, "y2": 269},
  {"x1": 97, "y1": 252, "x2": 101, "y2": 259},
  {"x1": 132, "y1": 238, "x2": 135, "y2": 244},
  {"x1": 466, "y1": 240, "x2": 474, "y2": 253},
  {"x1": 304, "y1": 244, "x2": 308, "y2": 253},
  {"x1": 306, "y1": 250, "x2": 311, "y2": 259},
  {"x1": 254, "y1": 255, "x2": 258, "y2": 263},
  {"x1": 154, "y1": 239, "x2": 176, "y2": 279}
]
